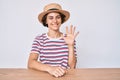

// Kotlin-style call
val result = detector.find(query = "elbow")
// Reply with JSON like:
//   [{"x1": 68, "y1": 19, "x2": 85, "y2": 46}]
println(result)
[
  {"x1": 27, "y1": 64, "x2": 32, "y2": 69},
  {"x1": 27, "y1": 60, "x2": 34, "y2": 69},
  {"x1": 69, "y1": 64, "x2": 76, "y2": 69},
  {"x1": 27, "y1": 63, "x2": 31, "y2": 69},
  {"x1": 69, "y1": 60, "x2": 77, "y2": 69}
]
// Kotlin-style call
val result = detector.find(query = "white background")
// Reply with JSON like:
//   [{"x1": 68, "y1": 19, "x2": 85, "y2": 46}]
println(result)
[{"x1": 0, "y1": 0, "x2": 120, "y2": 68}]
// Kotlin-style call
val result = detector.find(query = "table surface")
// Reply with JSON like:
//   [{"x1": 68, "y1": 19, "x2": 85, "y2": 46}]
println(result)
[{"x1": 0, "y1": 68, "x2": 120, "y2": 80}]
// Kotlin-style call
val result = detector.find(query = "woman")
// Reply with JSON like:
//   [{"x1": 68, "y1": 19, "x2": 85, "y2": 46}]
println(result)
[{"x1": 28, "y1": 3, "x2": 79, "y2": 77}]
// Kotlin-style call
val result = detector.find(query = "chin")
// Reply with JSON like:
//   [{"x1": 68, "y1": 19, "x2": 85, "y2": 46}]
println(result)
[
  {"x1": 53, "y1": 26, "x2": 60, "y2": 29},
  {"x1": 53, "y1": 28, "x2": 59, "y2": 31}
]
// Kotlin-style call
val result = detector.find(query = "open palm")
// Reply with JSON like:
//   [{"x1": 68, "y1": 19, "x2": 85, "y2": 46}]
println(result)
[{"x1": 63, "y1": 25, "x2": 79, "y2": 46}]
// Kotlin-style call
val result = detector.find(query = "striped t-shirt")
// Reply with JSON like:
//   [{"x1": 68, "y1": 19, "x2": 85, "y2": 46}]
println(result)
[{"x1": 31, "y1": 33, "x2": 76, "y2": 69}]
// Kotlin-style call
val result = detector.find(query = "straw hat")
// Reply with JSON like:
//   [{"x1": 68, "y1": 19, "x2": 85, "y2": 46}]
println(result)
[{"x1": 38, "y1": 3, "x2": 70, "y2": 23}]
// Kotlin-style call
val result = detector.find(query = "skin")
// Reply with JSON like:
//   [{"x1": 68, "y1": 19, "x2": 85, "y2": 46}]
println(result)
[{"x1": 28, "y1": 12, "x2": 79, "y2": 77}]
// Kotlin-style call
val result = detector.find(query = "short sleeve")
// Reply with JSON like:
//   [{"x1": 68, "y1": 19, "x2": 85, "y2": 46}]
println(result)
[{"x1": 30, "y1": 35, "x2": 43, "y2": 54}]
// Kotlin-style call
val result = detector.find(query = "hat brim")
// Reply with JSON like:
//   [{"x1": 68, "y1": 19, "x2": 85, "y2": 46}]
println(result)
[{"x1": 38, "y1": 10, "x2": 70, "y2": 23}]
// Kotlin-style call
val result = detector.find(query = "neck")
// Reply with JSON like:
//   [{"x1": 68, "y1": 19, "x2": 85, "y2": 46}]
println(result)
[{"x1": 47, "y1": 30, "x2": 62, "y2": 38}]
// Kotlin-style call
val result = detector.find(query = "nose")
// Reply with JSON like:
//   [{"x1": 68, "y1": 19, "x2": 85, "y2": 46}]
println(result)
[{"x1": 53, "y1": 18, "x2": 57, "y2": 22}]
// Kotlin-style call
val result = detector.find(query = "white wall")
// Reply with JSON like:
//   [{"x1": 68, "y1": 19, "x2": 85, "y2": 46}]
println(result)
[{"x1": 0, "y1": 0, "x2": 120, "y2": 68}]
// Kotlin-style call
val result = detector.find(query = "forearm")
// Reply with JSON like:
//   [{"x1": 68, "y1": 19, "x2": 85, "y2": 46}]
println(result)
[
  {"x1": 28, "y1": 57, "x2": 50, "y2": 72},
  {"x1": 28, "y1": 58, "x2": 66, "y2": 78},
  {"x1": 68, "y1": 45, "x2": 76, "y2": 69}
]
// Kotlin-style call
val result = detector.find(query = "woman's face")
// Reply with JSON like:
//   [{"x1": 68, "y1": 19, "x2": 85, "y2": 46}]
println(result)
[{"x1": 46, "y1": 12, "x2": 62, "y2": 31}]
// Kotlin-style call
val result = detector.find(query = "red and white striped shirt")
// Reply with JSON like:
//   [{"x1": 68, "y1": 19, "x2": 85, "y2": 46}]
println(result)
[{"x1": 31, "y1": 33, "x2": 76, "y2": 69}]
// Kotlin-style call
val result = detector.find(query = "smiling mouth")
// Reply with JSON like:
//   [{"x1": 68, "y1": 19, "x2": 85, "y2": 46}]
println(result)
[{"x1": 52, "y1": 23, "x2": 59, "y2": 26}]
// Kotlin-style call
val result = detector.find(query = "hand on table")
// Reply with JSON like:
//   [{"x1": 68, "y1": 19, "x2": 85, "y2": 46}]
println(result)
[{"x1": 47, "y1": 66, "x2": 67, "y2": 78}]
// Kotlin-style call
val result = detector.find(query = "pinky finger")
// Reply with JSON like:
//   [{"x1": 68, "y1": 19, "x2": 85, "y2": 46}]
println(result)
[{"x1": 74, "y1": 31, "x2": 79, "y2": 38}]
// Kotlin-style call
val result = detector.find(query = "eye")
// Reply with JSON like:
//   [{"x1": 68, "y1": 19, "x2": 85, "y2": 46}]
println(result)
[
  {"x1": 48, "y1": 16, "x2": 53, "y2": 20},
  {"x1": 56, "y1": 15, "x2": 61, "y2": 19}
]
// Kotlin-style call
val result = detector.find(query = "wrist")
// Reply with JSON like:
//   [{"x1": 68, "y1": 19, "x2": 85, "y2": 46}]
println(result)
[
  {"x1": 45, "y1": 65, "x2": 51, "y2": 72},
  {"x1": 68, "y1": 44, "x2": 74, "y2": 47}
]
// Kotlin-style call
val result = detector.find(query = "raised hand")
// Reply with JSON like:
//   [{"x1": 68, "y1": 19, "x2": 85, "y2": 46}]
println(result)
[{"x1": 63, "y1": 25, "x2": 79, "y2": 46}]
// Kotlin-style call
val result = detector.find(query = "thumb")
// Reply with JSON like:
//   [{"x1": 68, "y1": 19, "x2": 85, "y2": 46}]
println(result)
[{"x1": 62, "y1": 34, "x2": 66, "y2": 40}]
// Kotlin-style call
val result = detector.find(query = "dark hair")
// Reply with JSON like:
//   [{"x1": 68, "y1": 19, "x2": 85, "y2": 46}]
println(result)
[{"x1": 41, "y1": 12, "x2": 66, "y2": 27}]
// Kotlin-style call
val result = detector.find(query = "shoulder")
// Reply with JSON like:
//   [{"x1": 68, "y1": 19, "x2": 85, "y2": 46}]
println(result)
[{"x1": 34, "y1": 33, "x2": 47, "y2": 40}]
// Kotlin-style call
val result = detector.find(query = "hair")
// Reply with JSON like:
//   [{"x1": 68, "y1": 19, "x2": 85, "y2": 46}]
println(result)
[{"x1": 41, "y1": 12, "x2": 66, "y2": 27}]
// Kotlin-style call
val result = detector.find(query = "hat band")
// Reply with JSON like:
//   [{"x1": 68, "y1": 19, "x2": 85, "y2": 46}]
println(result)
[{"x1": 48, "y1": 8, "x2": 59, "y2": 11}]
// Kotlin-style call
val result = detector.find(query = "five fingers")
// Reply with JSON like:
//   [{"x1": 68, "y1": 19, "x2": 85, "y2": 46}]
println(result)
[{"x1": 66, "y1": 25, "x2": 79, "y2": 38}]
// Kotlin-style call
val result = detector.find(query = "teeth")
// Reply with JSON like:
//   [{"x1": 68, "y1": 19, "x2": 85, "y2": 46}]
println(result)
[
  {"x1": 52, "y1": 24, "x2": 58, "y2": 26},
  {"x1": 53, "y1": 24, "x2": 57, "y2": 25}
]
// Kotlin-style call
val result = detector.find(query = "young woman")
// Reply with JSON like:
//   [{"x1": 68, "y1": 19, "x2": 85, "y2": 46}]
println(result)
[{"x1": 28, "y1": 3, "x2": 79, "y2": 77}]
